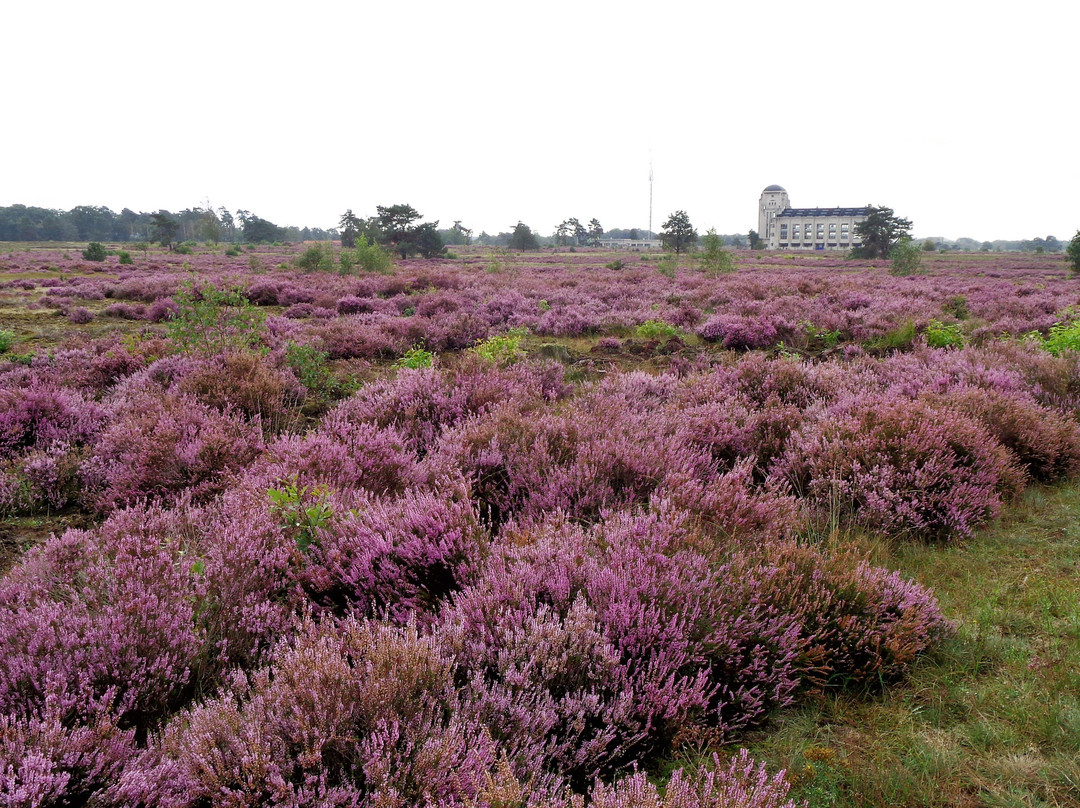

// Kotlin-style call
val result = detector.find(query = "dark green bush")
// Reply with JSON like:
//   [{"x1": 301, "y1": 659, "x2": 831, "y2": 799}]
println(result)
[{"x1": 82, "y1": 242, "x2": 107, "y2": 262}]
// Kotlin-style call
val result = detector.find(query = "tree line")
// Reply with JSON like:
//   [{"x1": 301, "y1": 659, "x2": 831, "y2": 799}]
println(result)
[{"x1": 0, "y1": 204, "x2": 334, "y2": 245}]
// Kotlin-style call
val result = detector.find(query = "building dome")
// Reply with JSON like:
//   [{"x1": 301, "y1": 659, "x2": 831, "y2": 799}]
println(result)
[{"x1": 763, "y1": 184, "x2": 786, "y2": 192}]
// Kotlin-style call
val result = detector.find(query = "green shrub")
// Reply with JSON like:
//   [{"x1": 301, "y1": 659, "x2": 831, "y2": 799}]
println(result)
[
  {"x1": 225, "y1": 247, "x2": 240, "y2": 257},
  {"x1": 167, "y1": 281, "x2": 266, "y2": 356},
  {"x1": 925, "y1": 319, "x2": 965, "y2": 349},
  {"x1": 699, "y1": 228, "x2": 735, "y2": 277},
  {"x1": 82, "y1": 242, "x2": 107, "y2": 262},
  {"x1": 285, "y1": 342, "x2": 339, "y2": 401},
  {"x1": 394, "y1": 345, "x2": 436, "y2": 369},
  {"x1": 117, "y1": 251, "x2": 133, "y2": 265},
  {"x1": 1067, "y1": 230, "x2": 1080, "y2": 276},
  {"x1": 174, "y1": 242, "x2": 195, "y2": 255},
  {"x1": 636, "y1": 319, "x2": 682, "y2": 340},
  {"x1": 0, "y1": 329, "x2": 15, "y2": 354},
  {"x1": 605, "y1": 259, "x2": 626, "y2": 270},
  {"x1": 657, "y1": 253, "x2": 678, "y2": 278},
  {"x1": 340, "y1": 235, "x2": 393, "y2": 275},
  {"x1": 267, "y1": 480, "x2": 333, "y2": 554},
  {"x1": 472, "y1": 328, "x2": 527, "y2": 366},
  {"x1": 295, "y1": 242, "x2": 335, "y2": 272},
  {"x1": 889, "y1": 238, "x2": 923, "y2": 276},
  {"x1": 1044, "y1": 310, "x2": 1080, "y2": 356},
  {"x1": 866, "y1": 320, "x2": 918, "y2": 353}
]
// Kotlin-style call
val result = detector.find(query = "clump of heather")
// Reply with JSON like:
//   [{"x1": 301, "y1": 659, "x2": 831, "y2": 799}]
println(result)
[
  {"x1": 697, "y1": 314, "x2": 789, "y2": 350},
  {"x1": 556, "y1": 750, "x2": 801, "y2": 808},
  {"x1": 0, "y1": 382, "x2": 106, "y2": 455},
  {"x1": 441, "y1": 509, "x2": 804, "y2": 786},
  {"x1": 115, "y1": 618, "x2": 503, "y2": 808},
  {"x1": 81, "y1": 392, "x2": 265, "y2": 512},
  {"x1": 774, "y1": 393, "x2": 1025, "y2": 541},
  {"x1": 0, "y1": 708, "x2": 137, "y2": 808},
  {"x1": 298, "y1": 482, "x2": 489, "y2": 622},
  {"x1": 0, "y1": 521, "x2": 203, "y2": 727},
  {"x1": 725, "y1": 540, "x2": 954, "y2": 689},
  {"x1": 260, "y1": 420, "x2": 420, "y2": 496},
  {"x1": 939, "y1": 386, "x2": 1080, "y2": 482}
]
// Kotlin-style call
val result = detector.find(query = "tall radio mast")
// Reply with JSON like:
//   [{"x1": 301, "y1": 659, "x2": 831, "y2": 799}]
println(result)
[{"x1": 648, "y1": 157, "x2": 654, "y2": 238}]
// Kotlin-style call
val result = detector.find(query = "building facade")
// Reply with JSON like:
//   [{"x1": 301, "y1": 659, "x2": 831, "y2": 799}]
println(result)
[{"x1": 758, "y1": 185, "x2": 869, "y2": 251}]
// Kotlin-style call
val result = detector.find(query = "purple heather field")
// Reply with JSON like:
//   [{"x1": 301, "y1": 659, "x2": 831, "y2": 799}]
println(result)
[{"x1": 0, "y1": 244, "x2": 1077, "y2": 806}]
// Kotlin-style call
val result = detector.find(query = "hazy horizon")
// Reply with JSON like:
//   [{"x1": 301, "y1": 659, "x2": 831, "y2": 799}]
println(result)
[{"x1": 3, "y1": 0, "x2": 1076, "y2": 244}]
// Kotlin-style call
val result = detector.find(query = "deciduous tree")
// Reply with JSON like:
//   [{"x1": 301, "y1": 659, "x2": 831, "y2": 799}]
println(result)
[{"x1": 660, "y1": 210, "x2": 697, "y2": 254}]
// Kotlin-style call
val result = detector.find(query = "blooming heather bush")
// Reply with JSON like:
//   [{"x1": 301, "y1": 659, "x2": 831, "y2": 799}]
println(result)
[
  {"x1": 67, "y1": 306, "x2": 94, "y2": 324},
  {"x1": 81, "y1": 392, "x2": 265, "y2": 511},
  {"x1": 557, "y1": 750, "x2": 799, "y2": 808},
  {"x1": 0, "y1": 522, "x2": 203, "y2": 728},
  {"x1": 172, "y1": 351, "x2": 304, "y2": 424},
  {"x1": 724, "y1": 541, "x2": 953, "y2": 689},
  {"x1": 442, "y1": 510, "x2": 808, "y2": 786},
  {"x1": 941, "y1": 387, "x2": 1080, "y2": 482},
  {"x1": 697, "y1": 314, "x2": 786, "y2": 350},
  {"x1": 0, "y1": 708, "x2": 136, "y2": 808},
  {"x1": 19, "y1": 442, "x2": 83, "y2": 511},
  {"x1": 260, "y1": 420, "x2": 420, "y2": 496},
  {"x1": 299, "y1": 483, "x2": 488, "y2": 622},
  {"x1": 775, "y1": 394, "x2": 1024, "y2": 541},
  {"x1": 334, "y1": 362, "x2": 568, "y2": 457},
  {"x1": 0, "y1": 383, "x2": 106, "y2": 455},
  {"x1": 146, "y1": 297, "x2": 179, "y2": 323},
  {"x1": 117, "y1": 618, "x2": 500, "y2": 808}
]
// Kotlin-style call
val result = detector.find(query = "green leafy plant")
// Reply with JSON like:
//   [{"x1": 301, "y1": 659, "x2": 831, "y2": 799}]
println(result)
[
  {"x1": 285, "y1": 341, "x2": 339, "y2": 401},
  {"x1": 1043, "y1": 308, "x2": 1080, "y2": 355},
  {"x1": 295, "y1": 242, "x2": 335, "y2": 272},
  {"x1": 0, "y1": 329, "x2": 15, "y2": 354},
  {"x1": 267, "y1": 480, "x2": 333, "y2": 554},
  {"x1": 167, "y1": 281, "x2": 266, "y2": 356},
  {"x1": 925, "y1": 319, "x2": 965, "y2": 349},
  {"x1": 636, "y1": 319, "x2": 682, "y2": 340},
  {"x1": 339, "y1": 235, "x2": 393, "y2": 275},
  {"x1": 699, "y1": 228, "x2": 736, "y2": 277},
  {"x1": 657, "y1": 252, "x2": 678, "y2": 278},
  {"x1": 803, "y1": 321, "x2": 841, "y2": 350},
  {"x1": 117, "y1": 250, "x2": 133, "y2": 265},
  {"x1": 395, "y1": 344, "x2": 436, "y2": 369},
  {"x1": 889, "y1": 237, "x2": 923, "y2": 276},
  {"x1": 865, "y1": 320, "x2": 918, "y2": 353},
  {"x1": 472, "y1": 327, "x2": 527, "y2": 366},
  {"x1": 175, "y1": 240, "x2": 197, "y2": 256},
  {"x1": 605, "y1": 259, "x2": 626, "y2": 270},
  {"x1": 225, "y1": 247, "x2": 240, "y2": 257},
  {"x1": 82, "y1": 242, "x2": 107, "y2": 262}
]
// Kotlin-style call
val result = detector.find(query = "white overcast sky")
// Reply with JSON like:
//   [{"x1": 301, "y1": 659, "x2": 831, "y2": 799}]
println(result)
[{"x1": 2, "y1": 0, "x2": 1076, "y2": 242}]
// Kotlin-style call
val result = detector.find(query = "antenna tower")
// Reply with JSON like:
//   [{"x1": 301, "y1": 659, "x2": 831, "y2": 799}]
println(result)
[{"x1": 648, "y1": 158, "x2": 654, "y2": 238}]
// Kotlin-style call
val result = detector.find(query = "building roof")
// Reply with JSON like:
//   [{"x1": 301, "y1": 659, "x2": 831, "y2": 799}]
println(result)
[
  {"x1": 762, "y1": 184, "x2": 786, "y2": 192},
  {"x1": 777, "y1": 207, "x2": 869, "y2": 218}
]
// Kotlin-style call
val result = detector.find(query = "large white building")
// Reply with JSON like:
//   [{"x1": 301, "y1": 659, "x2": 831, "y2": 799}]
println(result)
[{"x1": 758, "y1": 185, "x2": 869, "y2": 251}]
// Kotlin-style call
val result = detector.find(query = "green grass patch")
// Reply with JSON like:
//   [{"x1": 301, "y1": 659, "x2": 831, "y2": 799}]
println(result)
[{"x1": 733, "y1": 483, "x2": 1080, "y2": 807}]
